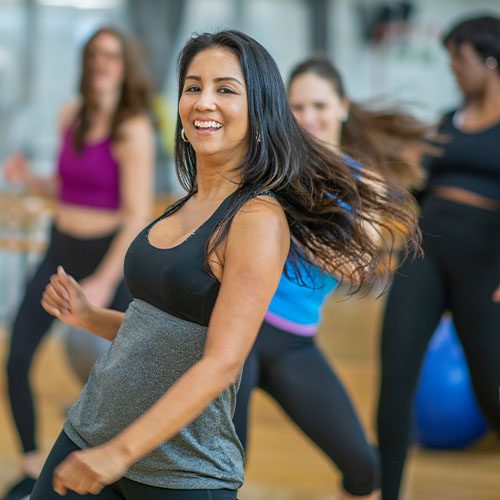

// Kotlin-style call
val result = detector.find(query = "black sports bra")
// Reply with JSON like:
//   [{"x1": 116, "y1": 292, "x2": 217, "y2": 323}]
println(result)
[
  {"x1": 427, "y1": 110, "x2": 500, "y2": 201},
  {"x1": 124, "y1": 189, "x2": 274, "y2": 326}
]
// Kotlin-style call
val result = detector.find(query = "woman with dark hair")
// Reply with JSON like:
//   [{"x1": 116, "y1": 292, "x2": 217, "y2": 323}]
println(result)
[
  {"x1": 377, "y1": 15, "x2": 500, "y2": 500},
  {"x1": 2, "y1": 26, "x2": 155, "y2": 500},
  {"x1": 29, "y1": 30, "x2": 418, "y2": 499},
  {"x1": 233, "y1": 56, "x2": 428, "y2": 499},
  {"x1": 288, "y1": 57, "x2": 428, "y2": 190}
]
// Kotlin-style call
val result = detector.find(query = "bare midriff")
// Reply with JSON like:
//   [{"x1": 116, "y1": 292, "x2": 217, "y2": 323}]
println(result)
[
  {"x1": 55, "y1": 202, "x2": 122, "y2": 237},
  {"x1": 432, "y1": 185, "x2": 500, "y2": 212}
]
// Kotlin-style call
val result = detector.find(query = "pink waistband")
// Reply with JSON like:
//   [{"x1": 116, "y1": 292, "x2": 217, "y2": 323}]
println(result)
[{"x1": 264, "y1": 311, "x2": 317, "y2": 336}]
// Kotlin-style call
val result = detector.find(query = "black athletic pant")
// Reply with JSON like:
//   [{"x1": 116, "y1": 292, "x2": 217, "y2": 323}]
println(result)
[
  {"x1": 233, "y1": 321, "x2": 379, "y2": 496},
  {"x1": 377, "y1": 196, "x2": 500, "y2": 500},
  {"x1": 6, "y1": 226, "x2": 131, "y2": 453},
  {"x1": 31, "y1": 431, "x2": 237, "y2": 499}
]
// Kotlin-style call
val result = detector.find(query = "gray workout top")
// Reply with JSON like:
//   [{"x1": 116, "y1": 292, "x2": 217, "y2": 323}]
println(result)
[{"x1": 64, "y1": 191, "x2": 245, "y2": 490}]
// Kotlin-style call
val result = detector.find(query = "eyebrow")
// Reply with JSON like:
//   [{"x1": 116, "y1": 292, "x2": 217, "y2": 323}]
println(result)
[{"x1": 185, "y1": 75, "x2": 243, "y2": 86}]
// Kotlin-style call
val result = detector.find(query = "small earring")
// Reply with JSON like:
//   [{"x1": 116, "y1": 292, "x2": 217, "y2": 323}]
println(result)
[
  {"x1": 181, "y1": 128, "x2": 189, "y2": 143},
  {"x1": 340, "y1": 112, "x2": 349, "y2": 123},
  {"x1": 486, "y1": 56, "x2": 498, "y2": 70},
  {"x1": 256, "y1": 131, "x2": 262, "y2": 143}
]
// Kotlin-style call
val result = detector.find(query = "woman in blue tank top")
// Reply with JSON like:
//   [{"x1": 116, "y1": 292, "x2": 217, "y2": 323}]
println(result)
[
  {"x1": 30, "y1": 31, "x2": 419, "y2": 500},
  {"x1": 233, "y1": 57, "x2": 429, "y2": 499}
]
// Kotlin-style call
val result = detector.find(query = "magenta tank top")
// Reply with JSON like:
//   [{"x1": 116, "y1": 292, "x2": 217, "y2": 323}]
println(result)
[{"x1": 57, "y1": 127, "x2": 121, "y2": 210}]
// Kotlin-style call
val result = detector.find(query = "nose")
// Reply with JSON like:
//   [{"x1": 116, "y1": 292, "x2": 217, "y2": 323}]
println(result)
[
  {"x1": 194, "y1": 89, "x2": 217, "y2": 112},
  {"x1": 299, "y1": 107, "x2": 317, "y2": 129},
  {"x1": 88, "y1": 55, "x2": 107, "y2": 72}
]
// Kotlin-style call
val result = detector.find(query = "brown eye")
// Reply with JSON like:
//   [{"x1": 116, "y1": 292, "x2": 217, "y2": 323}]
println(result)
[{"x1": 314, "y1": 102, "x2": 327, "y2": 110}]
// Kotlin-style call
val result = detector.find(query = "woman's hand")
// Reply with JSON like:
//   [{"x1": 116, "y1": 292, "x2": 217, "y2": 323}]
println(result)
[
  {"x1": 3, "y1": 151, "x2": 57, "y2": 196},
  {"x1": 52, "y1": 443, "x2": 131, "y2": 496},
  {"x1": 3, "y1": 152, "x2": 31, "y2": 184},
  {"x1": 41, "y1": 266, "x2": 93, "y2": 329}
]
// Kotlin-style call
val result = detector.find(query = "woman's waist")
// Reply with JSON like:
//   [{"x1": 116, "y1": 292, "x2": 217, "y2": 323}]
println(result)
[
  {"x1": 429, "y1": 185, "x2": 500, "y2": 212},
  {"x1": 264, "y1": 310, "x2": 318, "y2": 336},
  {"x1": 420, "y1": 189, "x2": 500, "y2": 240},
  {"x1": 54, "y1": 202, "x2": 122, "y2": 237},
  {"x1": 268, "y1": 279, "x2": 334, "y2": 325}
]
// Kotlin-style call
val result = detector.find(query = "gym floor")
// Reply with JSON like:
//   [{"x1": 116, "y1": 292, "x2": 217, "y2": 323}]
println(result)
[{"x1": 0, "y1": 294, "x2": 499, "y2": 499}]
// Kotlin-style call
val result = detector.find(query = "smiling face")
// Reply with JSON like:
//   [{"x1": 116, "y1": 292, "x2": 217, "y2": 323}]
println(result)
[
  {"x1": 447, "y1": 42, "x2": 492, "y2": 97},
  {"x1": 178, "y1": 46, "x2": 250, "y2": 164},
  {"x1": 288, "y1": 72, "x2": 349, "y2": 149},
  {"x1": 85, "y1": 31, "x2": 125, "y2": 95}
]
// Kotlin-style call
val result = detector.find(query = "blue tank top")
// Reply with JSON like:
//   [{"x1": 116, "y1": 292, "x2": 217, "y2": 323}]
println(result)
[
  {"x1": 265, "y1": 259, "x2": 338, "y2": 335},
  {"x1": 264, "y1": 155, "x2": 360, "y2": 336}
]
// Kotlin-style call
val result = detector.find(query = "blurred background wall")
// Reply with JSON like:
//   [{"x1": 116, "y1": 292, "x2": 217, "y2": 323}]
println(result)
[{"x1": 1, "y1": 0, "x2": 500, "y2": 184}]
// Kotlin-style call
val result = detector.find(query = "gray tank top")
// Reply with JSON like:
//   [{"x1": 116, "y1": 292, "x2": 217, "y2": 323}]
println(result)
[{"x1": 64, "y1": 191, "x2": 245, "y2": 490}]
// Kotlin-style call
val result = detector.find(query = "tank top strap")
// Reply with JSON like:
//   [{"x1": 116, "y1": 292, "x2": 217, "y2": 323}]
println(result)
[
  {"x1": 196, "y1": 188, "x2": 276, "y2": 236},
  {"x1": 60, "y1": 123, "x2": 73, "y2": 148},
  {"x1": 194, "y1": 190, "x2": 240, "y2": 238},
  {"x1": 62, "y1": 115, "x2": 79, "y2": 143}
]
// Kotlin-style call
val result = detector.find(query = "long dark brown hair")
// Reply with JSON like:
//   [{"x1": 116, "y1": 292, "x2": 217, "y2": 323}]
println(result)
[
  {"x1": 73, "y1": 26, "x2": 154, "y2": 151},
  {"x1": 288, "y1": 57, "x2": 430, "y2": 191},
  {"x1": 174, "y1": 30, "x2": 420, "y2": 292}
]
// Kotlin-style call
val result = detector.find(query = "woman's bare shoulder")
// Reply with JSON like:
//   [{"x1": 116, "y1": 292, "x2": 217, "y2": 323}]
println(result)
[
  {"x1": 58, "y1": 100, "x2": 81, "y2": 132},
  {"x1": 232, "y1": 194, "x2": 289, "y2": 242}
]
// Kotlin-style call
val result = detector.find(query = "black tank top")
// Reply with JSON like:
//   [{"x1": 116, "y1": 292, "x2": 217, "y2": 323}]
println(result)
[
  {"x1": 124, "y1": 191, "x2": 238, "y2": 326},
  {"x1": 427, "y1": 110, "x2": 500, "y2": 201}
]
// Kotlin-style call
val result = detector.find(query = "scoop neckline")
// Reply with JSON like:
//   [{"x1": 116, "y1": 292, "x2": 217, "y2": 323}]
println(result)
[
  {"x1": 64, "y1": 123, "x2": 112, "y2": 146},
  {"x1": 85, "y1": 136, "x2": 112, "y2": 147},
  {"x1": 145, "y1": 191, "x2": 237, "y2": 251},
  {"x1": 451, "y1": 110, "x2": 500, "y2": 135}
]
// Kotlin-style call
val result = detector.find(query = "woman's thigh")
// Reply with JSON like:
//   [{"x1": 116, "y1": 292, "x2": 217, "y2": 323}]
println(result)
[
  {"x1": 30, "y1": 431, "x2": 124, "y2": 499},
  {"x1": 119, "y1": 479, "x2": 237, "y2": 499},
  {"x1": 31, "y1": 432, "x2": 238, "y2": 500}
]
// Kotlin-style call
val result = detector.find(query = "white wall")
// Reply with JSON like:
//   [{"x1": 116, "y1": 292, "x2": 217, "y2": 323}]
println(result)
[{"x1": 330, "y1": 0, "x2": 500, "y2": 120}]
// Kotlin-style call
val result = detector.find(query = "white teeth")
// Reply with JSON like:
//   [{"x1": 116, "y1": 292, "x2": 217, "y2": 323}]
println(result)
[{"x1": 194, "y1": 120, "x2": 222, "y2": 129}]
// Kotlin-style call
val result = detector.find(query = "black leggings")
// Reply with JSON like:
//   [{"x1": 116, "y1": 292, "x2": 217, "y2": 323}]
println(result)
[
  {"x1": 31, "y1": 431, "x2": 237, "y2": 499},
  {"x1": 377, "y1": 196, "x2": 500, "y2": 500},
  {"x1": 233, "y1": 321, "x2": 379, "y2": 496},
  {"x1": 6, "y1": 226, "x2": 131, "y2": 453}
]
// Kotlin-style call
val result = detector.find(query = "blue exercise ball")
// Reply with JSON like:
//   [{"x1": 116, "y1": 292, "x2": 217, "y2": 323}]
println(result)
[
  {"x1": 414, "y1": 316, "x2": 489, "y2": 449},
  {"x1": 63, "y1": 326, "x2": 110, "y2": 383}
]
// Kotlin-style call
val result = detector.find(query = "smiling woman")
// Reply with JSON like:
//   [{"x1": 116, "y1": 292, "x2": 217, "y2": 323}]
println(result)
[
  {"x1": 179, "y1": 47, "x2": 249, "y2": 165},
  {"x1": 29, "y1": 30, "x2": 419, "y2": 500}
]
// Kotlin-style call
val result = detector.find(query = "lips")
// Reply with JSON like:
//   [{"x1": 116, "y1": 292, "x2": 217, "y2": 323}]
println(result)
[{"x1": 193, "y1": 119, "x2": 223, "y2": 132}]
